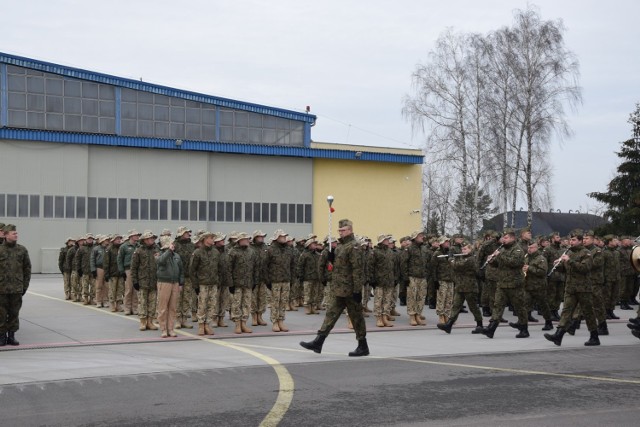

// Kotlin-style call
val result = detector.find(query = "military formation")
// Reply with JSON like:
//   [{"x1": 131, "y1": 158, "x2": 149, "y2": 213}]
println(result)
[{"x1": 3, "y1": 219, "x2": 640, "y2": 353}]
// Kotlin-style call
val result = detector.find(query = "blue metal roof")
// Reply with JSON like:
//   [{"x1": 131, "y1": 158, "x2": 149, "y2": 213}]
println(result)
[
  {"x1": 0, "y1": 128, "x2": 424, "y2": 164},
  {"x1": 0, "y1": 52, "x2": 316, "y2": 124}
]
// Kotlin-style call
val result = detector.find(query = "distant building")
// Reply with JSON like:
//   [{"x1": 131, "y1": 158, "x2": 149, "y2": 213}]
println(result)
[{"x1": 483, "y1": 211, "x2": 608, "y2": 237}]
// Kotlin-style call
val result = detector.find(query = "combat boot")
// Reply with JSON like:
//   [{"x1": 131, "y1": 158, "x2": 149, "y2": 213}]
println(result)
[
  {"x1": 277, "y1": 320, "x2": 289, "y2": 332},
  {"x1": 620, "y1": 302, "x2": 632, "y2": 310},
  {"x1": 597, "y1": 321, "x2": 609, "y2": 336},
  {"x1": 204, "y1": 323, "x2": 214, "y2": 336},
  {"x1": 437, "y1": 319, "x2": 454, "y2": 334},
  {"x1": 515, "y1": 326, "x2": 530, "y2": 338},
  {"x1": 551, "y1": 310, "x2": 560, "y2": 321},
  {"x1": 383, "y1": 315, "x2": 395, "y2": 327},
  {"x1": 110, "y1": 304, "x2": 117, "y2": 313},
  {"x1": 628, "y1": 317, "x2": 640, "y2": 326},
  {"x1": 482, "y1": 306, "x2": 491, "y2": 317},
  {"x1": 304, "y1": 305, "x2": 312, "y2": 315},
  {"x1": 481, "y1": 320, "x2": 499, "y2": 339},
  {"x1": 632, "y1": 330, "x2": 640, "y2": 340},
  {"x1": 0, "y1": 333, "x2": 6, "y2": 346},
  {"x1": 428, "y1": 299, "x2": 436, "y2": 310},
  {"x1": 566, "y1": 319, "x2": 579, "y2": 336},
  {"x1": 608, "y1": 309, "x2": 620, "y2": 320},
  {"x1": 257, "y1": 313, "x2": 267, "y2": 326},
  {"x1": 147, "y1": 318, "x2": 158, "y2": 331},
  {"x1": 390, "y1": 308, "x2": 401, "y2": 317},
  {"x1": 217, "y1": 317, "x2": 228, "y2": 327},
  {"x1": 528, "y1": 312, "x2": 539, "y2": 322},
  {"x1": 409, "y1": 314, "x2": 418, "y2": 326},
  {"x1": 241, "y1": 321, "x2": 253, "y2": 333},
  {"x1": 348, "y1": 339, "x2": 370, "y2": 357},
  {"x1": 181, "y1": 320, "x2": 193, "y2": 329},
  {"x1": 198, "y1": 323, "x2": 206, "y2": 336},
  {"x1": 544, "y1": 327, "x2": 566, "y2": 346},
  {"x1": 584, "y1": 330, "x2": 600, "y2": 346},
  {"x1": 139, "y1": 318, "x2": 147, "y2": 331},
  {"x1": 438, "y1": 315, "x2": 445, "y2": 324},
  {"x1": 509, "y1": 321, "x2": 522, "y2": 330},
  {"x1": 272, "y1": 322, "x2": 281, "y2": 332},
  {"x1": 417, "y1": 314, "x2": 426, "y2": 326},
  {"x1": 234, "y1": 321, "x2": 242, "y2": 334},
  {"x1": 252, "y1": 313, "x2": 259, "y2": 326},
  {"x1": 376, "y1": 316, "x2": 385, "y2": 328},
  {"x1": 471, "y1": 320, "x2": 483, "y2": 334},
  {"x1": 6, "y1": 332, "x2": 19, "y2": 346},
  {"x1": 542, "y1": 320, "x2": 554, "y2": 331},
  {"x1": 300, "y1": 334, "x2": 327, "y2": 353}
]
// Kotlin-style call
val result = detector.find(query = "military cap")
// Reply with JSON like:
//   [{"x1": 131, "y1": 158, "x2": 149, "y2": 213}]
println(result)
[
  {"x1": 139, "y1": 230, "x2": 157, "y2": 240},
  {"x1": 236, "y1": 232, "x2": 251, "y2": 241},
  {"x1": 98, "y1": 235, "x2": 110, "y2": 244},
  {"x1": 285, "y1": 235, "x2": 295, "y2": 242},
  {"x1": 110, "y1": 234, "x2": 123, "y2": 241},
  {"x1": 399, "y1": 236, "x2": 410, "y2": 243},
  {"x1": 570, "y1": 229, "x2": 584, "y2": 238},
  {"x1": 176, "y1": 226, "x2": 191, "y2": 236},
  {"x1": 253, "y1": 230, "x2": 267, "y2": 239},
  {"x1": 502, "y1": 228, "x2": 516, "y2": 236},
  {"x1": 452, "y1": 233, "x2": 463, "y2": 239},
  {"x1": 602, "y1": 234, "x2": 614, "y2": 242},
  {"x1": 161, "y1": 228, "x2": 172, "y2": 237},
  {"x1": 213, "y1": 233, "x2": 226, "y2": 243},
  {"x1": 387, "y1": 235, "x2": 396, "y2": 243},
  {"x1": 76, "y1": 235, "x2": 86, "y2": 242},
  {"x1": 85, "y1": 233, "x2": 95, "y2": 240},
  {"x1": 377, "y1": 234, "x2": 389, "y2": 244},
  {"x1": 127, "y1": 229, "x2": 142, "y2": 238},
  {"x1": 304, "y1": 239, "x2": 317, "y2": 248},
  {"x1": 159, "y1": 235, "x2": 172, "y2": 250},
  {"x1": 519, "y1": 226, "x2": 531, "y2": 234},
  {"x1": 306, "y1": 233, "x2": 317, "y2": 241},
  {"x1": 584, "y1": 230, "x2": 595, "y2": 237},
  {"x1": 338, "y1": 219, "x2": 353, "y2": 228},
  {"x1": 438, "y1": 235, "x2": 449, "y2": 245},
  {"x1": 198, "y1": 231, "x2": 214, "y2": 242},
  {"x1": 272, "y1": 229, "x2": 288, "y2": 240},
  {"x1": 228, "y1": 231, "x2": 238, "y2": 241},
  {"x1": 410, "y1": 230, "x2": 424, "y2": 240},
  {"x1": 323, "y1": 235, "x2": 336, "y2": 243},
  {"x1": 3, "y1": 224, "x2": 16, "y2": 233},
  {"x1": 66, "y1": 236, "x2": 76, "y2": 243}
]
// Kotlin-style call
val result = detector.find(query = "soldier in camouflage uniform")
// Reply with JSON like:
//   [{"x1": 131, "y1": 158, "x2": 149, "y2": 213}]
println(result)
[
  {"x1": 76, "y1": 233, "x2": 95, "y2": 305},
  {"x1": 265, "y1": 229, "x2": 295, "y2": 332},
  {"x1": 228, "y1": 232, "x2": 259, "y2": 334},
  {"x1": 618, "y1": 236, "x2": 636, "y2": 310},
  {"x1": 131, "y1": 230, "x2": 159, "y2": 331},
  {"x1": 103, "y1": 234, "x2": 124, "y2": 312},
  {"x1": 71, "y1": 236, "x2": 86, "y2": 303},
  {"x1": 602, "y1": 235, "x2": 621, "y2": 320},
  {"x1": 66, "y1": 237, "x2": 80, "y2": 302},
  {"x1": 298, "y1": 238, "x2": 322, "y2": 315},
  {"x1": 433, "y1": 236, "x2": 455, "y2": 325},
  {"x1": 544, "y1": 229, "x2": 600, "y2": 346},
  {"x1": 0, "y1": 224, "x2": 31, "y2": 346},
  {"x1": 172, "y1": 226, "x2": 195, "y2": 329},
  {"x1": 397, "y1": 236, "x2": 411, "y2": 306},
  {"x1": 91, "y1": 235, "x2": 110, "y2": 307},
  {"x1": 401, "y1": 231, "x2": 429, "y2": 326},
  {"x1": 118, "y1": 230, "x2": 141, "y2": 315},
  {"x1": 522, "y1": 241, "x2": 553, "y2": 331},
  {"x1": 544, "y1": 232, "x2": 565, "y2": 321},
  {"x1": 371, "y1": 234, "x2": 396, "y2": 328},
  {"x1": 251, "y1": 230, "x2": 269, "y2": 327},
  {"x1": 213, "y1": 233, "x2": 231, "y2": 327},
  {"x1": 482, "y1": 228, "x2": 529, "y2": 339},
  {"x1": 437, "y1": 243, "x2": 483, "y2": 334},
  {"x1": 585, "y1": 232, "x2": 608, "y2": 335},
  {"x1": 59, "y1": 237, "x2": 75, "y2": 300},
  {"x1": 300, "y1": 219, "x2": 369, "y2": 357},
  {"x1": 478, "y1": 231, "x2": 500, "y2": 318},
  {"x1": 318, "y1": 235, "x2": 337, "y2": 312}
]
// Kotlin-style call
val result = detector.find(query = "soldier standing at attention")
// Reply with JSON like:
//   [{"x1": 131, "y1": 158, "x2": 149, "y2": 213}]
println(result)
[
  {"x1": 0, "y1": 224, "x2": 31, "y2": 346},
  {"x1": 300, "y1": 219, "x2": 369, "y2": 357},
  {"x1": 298, "y1": 238, "x2": 322, "y2": 315},
  {"x1": 103, "y1": 234, "x2": 124, "y2": 312},
  {"x1": 118, "y1": 230, "x2": 141, "y2": 315},
  {"x1": 318, "y1": 235, "x2": 337, "y2": 312},
  {"x1": 228, "y1": 232, "x2": 259, "y2": 334},
  {"x1": 437, "y1": 243, "x2": 483, "y2": 334},
  {"x1": 521, "y1": 240, "x2": 553, "y2": 331},
  {"x1": 433, "y1": 236, "x2": 455, "y2": 325},
  {"x1": 172, "y1": 226, "x2": 195, "y2": 329},
  {"x1": 71, "y1": 236, "x2": 86, "y2": 303},
  {"x1": 544, "y1": 229, "x2": 600, "y2": 346},
  {"x1": 66, "y1": 237, "x2": 80, "y2": 302},
  {"x1": 213, "y1": 233, "x2": 231, "y2": 328},
  {"x1": 602, "y1": 235, "x2": 621, "y2": 320},
  {"x1": 250, "y1": 230, "x2": 269, "y2": 327},
  {"x1": 371, "y1": 234, "x2": 396, "y2": 328},
  {"x1": 131, "y1": 231, "x2": 159, "y2": 332},
  {"x1": 156, "y1": 236, "x2": 184, "y2": 338},
  {"x1": 482, "y1": 228, "x2": 529, "y2": 339},
  {"x1": 401, "y1": 231, "x2": 428, "y2": 327},
  {"x1": 265, "y1": 229, "x2": 295, "y2": 332},
  {"x1": 618, "y1": 237, "x2": 635, "y2": 310},
  {"x1": 77, "y1": 234, "x2": 95, "y2": 305},
  {"x1": 190, "y1": 232, "x2": 224, "y2": 336},
  {"x1": 59, "y1": 237, "x2": 75, "y2": 300},
  {"x1": 91, "y1": 235, "x2": 110, "y2": 308}
]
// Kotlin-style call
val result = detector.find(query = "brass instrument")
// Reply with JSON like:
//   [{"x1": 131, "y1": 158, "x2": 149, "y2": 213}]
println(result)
[
  {"x1": 547, "y1": 249, "x2": 569, "y2": 277},
  {"x1": 631, "y1": 245, "x2": 640, "y2": 273},
  {"x1": 480, "y1": 244, "x2": 503, "y2": 270}
]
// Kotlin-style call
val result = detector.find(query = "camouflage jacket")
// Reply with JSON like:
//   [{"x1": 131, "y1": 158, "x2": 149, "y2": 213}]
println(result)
[
  {"x1": 102, "y1": 244, "x2": 121, "y2": 278},
  {"x1": 58, "y1": 246, "x2": 67, "y2": 273},
  {"x1": 65, "y1": 245, "x2": 77, "y2": 273},
  {"x1": 216, "y1": 246, "x2": 232, "y2": 288},
  {"x1": 190, "y1": 245, "x2": 223, "y2": 287},
  {"x1": 603, "y1": 246, "x2": 621, "y2": 283},
  {"x1": 491, "y1": 242, "x2": 525, "y2": 289},
  {"x1": 0, "y1": 241, "x2": 31, "y2": 295},
  {"x1": 371, "y1": 244, "x2": 396, "y2": 288},
  {"x1": 401, "y1": 241, "x2": 427, "y2": 279},
  {"x1": 331, "y1": 233, "x2": 365, "y2": 298},
  {"x1": 90, "y1": 244, "x2": 106, "y2": 272},
  {"x1": 173, "y1": 237, "x2": 195, "y2": 280},
  {"x1": 586, "y1": 244, "x2": 604, "y2": 286},
  {"x1": 543, "y1": 243, "x2": 566, "y2": 283},
  {"x1": 318, "y1": 247, "x2": 334, "y2": 284},
  {"x1": 156, "y1": 249, "x2": 184, "y2": 284},
  {"x1": 297, "y1": 247, "x2": 320, "y2": 283},
  {"x1": 618, "y1": 246, "x2": 634, "y2": 277},
  {"x1": 451, "y1": 254, "x2": 478, "y2": 293},
  {"x1": 117, "y1": 240, "x2": 137, "y2": 273},
  {"x1": 524, "y1": 250, "x2": 547, "y2": 291},
  {"x1": 251, "y1": 242, "x2": 269, "y2": 284},
  {"x1": 478, "y1": 239, "x2": 500, "y2": 282},
  {"x1": 75, "y1": 244, "x2": 93, "y2": 275},
  {"x1": 433, "y1": 248, "x2": 454, "y2": 282},
  {"x1": 130, "y1": 244, "x2": 159, "y2": 289},
  {"x1": 228, "y1": 245, "x2": 259, "y2": 289},
  {"x1": 561, "y1": 245, "x2": 593, "y2": 293},
  {"x1": 266, "y1": 241, "x2": 295, "y2": 284}
]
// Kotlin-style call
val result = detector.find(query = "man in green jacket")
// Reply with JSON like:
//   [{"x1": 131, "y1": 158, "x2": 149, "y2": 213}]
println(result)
[
  {"x1": 190, "y1": 232, "x2": 225, "y2": 336},
  {"x1": 103, "y1": 234, "x2": 124, "y2": 312},
  {"x1": 156, "y1": 236, "x2": 184, "y2": 338}
]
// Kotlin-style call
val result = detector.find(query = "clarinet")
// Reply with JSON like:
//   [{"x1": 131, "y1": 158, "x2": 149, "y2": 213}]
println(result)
[
  {"x1": 547, "y1": 249, "x2": 569, "y2": 277},
  {"x1": 480, "y1": 244, "x2": 503, "y2": 270}
]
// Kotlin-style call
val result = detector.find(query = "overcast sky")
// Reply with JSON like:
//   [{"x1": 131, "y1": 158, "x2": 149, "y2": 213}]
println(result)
[{"x1": 2, "y1": 0, "x2": 638, "y2": 214}]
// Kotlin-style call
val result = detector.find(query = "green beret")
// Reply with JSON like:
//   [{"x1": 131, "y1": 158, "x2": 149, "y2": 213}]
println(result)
[{"x1": 503, "y1": 228, "x2": 516, "y2": 236}]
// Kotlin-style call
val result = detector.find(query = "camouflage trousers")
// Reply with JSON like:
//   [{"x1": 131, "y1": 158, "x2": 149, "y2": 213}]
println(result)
[
  {"x1": 491, "y1": 287, "x2": 527, "y2": 326},
  {"x1": 427, "y1": 280, "x2": 437, "y2": 304},
  {"x1": 190, "y1": 284, "x2": 199, "y2": 317},
  {"x1": 270, "y1": 282, "x2": 290, "y2": 322},
  {"x1": 303, "y1": 280, "x2": 322, "y2": 308},
  {"x1": 620, "y1": 275, "x2": 636, "y2": 302},
  {"x1": 124, "y1": 270, "x2": 139, "y2": 314},
  {"x1": 157, "y1": 282, "x2": 179, "y2": 333},
  {"x1": 558, "y1": 290, "x2": 596, "y2": 332},
  {"x1": 450, "y1": 291, "x2": 482, "y2": 323},
  {"x1": 215, "y1": 287, "x2": 231, "y2": 319},
  {"x1": 591, "y1": 284, "x2": 607, "y2": 325},
  {"x1": 524, "y1": 287, "x2": 551, "y2": 321},
  {"x1": 137, "y1": 287, "x2": 157, "y2": 320},
  {"x1": 0, "y1": 294, "x2": 22, "y2": 333},
  {"x1": 81, "y1": 275, "x2": 95, "y2": 302},
  {"x1": 406, "y1": 277, "x2": 427, "y2": 316},
  {"x1": 95, "y1": 268, "x2": 108, "y2": 304},
  {"x1": 361, "y1": 284, "x2": 371, "y2": 307},
  {"x1": 324, "y1": 282, "x2": 335, "y2": 309},
  {"x1": 290, "y1": 280, "x2": 302, "y2": 303},
  {"x1": 108, "y1": 276, "x2": 125, "y2": 306},
  {"x1": 176, "y1": 278, "x2": 193, "y2": 319},
  {"x1": 63, "y1": 272, "x2": 71, "y2": 298},
  {"x1": 231, "y1": 287, "x2": 252, "y2": 322},
  {"x1": 604, "y1": 280, "x2": 618, "y2": 311},
  {"x1": 70, "y1": 271, "x2": 81, "y2": 301},
  {"x1": 252, "y1": 283, "x2": 268, "y2": 314},
  {"x1": 436, "y1": 281, "x2": 454, "y2": 318},
  {"x1": 373, "y1": 286, "x2": 394, "y2": 317},
  {"x1": 318, "y1": 295, "x2": 367, "y2": 340},
  {"x1": 481, "y1": 279, "x2": 496, "y2": 309},
  {"x1": 547, "y1": 280, "x2": 564, "y2": 311},
  {"x1": 197, "y1": 285, "x2": 219, "y2": 324}
]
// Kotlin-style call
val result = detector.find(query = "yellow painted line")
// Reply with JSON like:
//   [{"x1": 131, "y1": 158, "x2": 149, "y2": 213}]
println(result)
[{"x1": 28, "y1": 291, "x2": 294, "y2": 427}]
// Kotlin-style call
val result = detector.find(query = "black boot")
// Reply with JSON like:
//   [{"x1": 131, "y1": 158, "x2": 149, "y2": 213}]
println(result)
[
  {"x1": 544, "y1": 328, "x2": 566, "y2": 346},
  {"x1": 499, "y1": 317, "x2": 508, "y2": 323},
  {"x1": 6, "y1": 332, "x2": 19, "y2": 346},
  {"x1": 608, "y1": 309, "x2": 619, "y2": 320},
  {"x1": 575, "y1": 318, "x2": 582, "y2": 329},
  {"x1": 437, "y1": 319, "x2": 454, "y2": 334},
  {"x1": 0, "y1": 333, "x2": 6, "y2": 347},
  {"x1": 584, "y1": 330, "x2": 600, "y2": 346},
  {"x1": 620, "y1": 302, "x2": 633, "y2": 310},
  {"x1": 627, "y1": 322, "x2": 640, "y2": 331},
  {"x1": 482, "y1": 320, "x2": 499, "y2": 339},
  {"x1": 528, "y1": 312, "x2": 539, "y2": 322},
  {"x1": 629, "y1": 317, "x2": 640, "y2": 326},
  {"x1": 632, "y1": 330, "x2": 640, "y2": 340},
  {"x1": 542, "y1": 319, "x2": 554, "y2": 331},
  {"x1": 597, "y1": 321, "x2": 609, "y2": 336},
  {"x1": 471, "y1": 320, "x2": 483, "y2": 334},
  {"x1": 508, "y1": 321, "x2": 521, "y2": 330},
  {"x1": 428, "y1": 299, "x2": 436, "y2": 310},
  {"x1": 551, "y1": 310, "x2": 560, "y2": 321},
  {"x1": 567, "y1": 319, "x2": 579, "y2": 336},
  {"x1": 482, "y1": 306, "x2": 491, "y2": 317},
  {"x1": 515, "y1": 325, "x2": 530, "y2": 338},
  {"x1": 300, "y1": 334, "x2": 327, "y2": 354},
  {"x1": 348, "y1": 339, "x2": 370, "y2": 357},
  {"x1": 399, "y1": 295, "x2": 407, "y2": 306}
]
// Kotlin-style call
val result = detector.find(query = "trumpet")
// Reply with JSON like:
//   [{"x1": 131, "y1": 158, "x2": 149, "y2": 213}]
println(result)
[
  {"x1": 547, "y1": 249, "x2": 569, "y2": 277},
  {"x1": 480, "y1": 244, "x2": 503, "y2": 269},
  {"x1": 436, "y1": 253, "x2": 467, "y2": 259}
]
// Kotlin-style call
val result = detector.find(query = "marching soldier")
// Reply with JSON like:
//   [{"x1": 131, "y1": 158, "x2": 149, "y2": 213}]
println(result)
[
  {"x1": 103, "y1": 234, "x2": 124, "y2": 312},
  {"x1": 522, "y1": 240, "x2": 553, "y2": 331},
  {"x1": 433, "y1": 236, "x2": 455, "y2": 325},
  {"x1": 130, "y1": 230, "x2": 159, "y2": 331},
  {"x1": 265, "y1": 229, "x2": 295, "y2": 332},
  {"x1": 397, "y1": 236, "x2": 411, "y2": 306},
  {"x1": 478, "y1": 231, "x2": 500, "y2": 318},
  {"x1": 401, "y1": 231, "x2": 429, "y2": 326},
  {"x1": 584, "y1": 232, "x2": 608, "y2": 335},
  {"x1": 602, "y1": 235, "x2": 621, "y2": 320},
  {"x1": 118, "y1": 230, "x2": 141, "y2": 315},
  {"x1": 544, "y1": 232, "x2": 565, "y2": 321},
  {"x1": 371, "y1": 234, "x2": 396, "y2": 328},
  {"x1": 0, "y1": 224, "x2": 31, "y2": 346}
]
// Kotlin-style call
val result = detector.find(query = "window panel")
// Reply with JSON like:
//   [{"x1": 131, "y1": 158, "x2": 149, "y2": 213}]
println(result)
[
  {"x1": 108, "y1": 198, "x2": 117, "y2": 219},
  {"x1": 234, "y1": 202, "x2": 242, "y2": 222},
  {"x1": 217, "y1": 201, "x2": 225, "y2": 222},
  {"x1": 180, "y1": 200, "x2": 189, "y2": 221},
  {"x1": 288, "y1": 204, "x2": 296, "y2": 223},
  {"x1": 296, "y1": 204, "x2": 304, "y2": 223},
  {"x1": 261, "y1": 203, "x2": 269, "y2": 223},
  {"x1": 245, "y1": 202, "x2": 253, "y2": 222},
  {"x1": 253, "y1": 202, "x2": 261, "y2": 223},
  {"x1": 31, "y1": 194, "x2": 42, "y2": 218},
  {"x1": 159, "y1": 200, "x2": 168, "y2": 220},
  {"x1": 118, "y1": 198, "x2": 127, "y2": 220},
  {"x1": 304, "y1": 204, "x2": 312, "y2": 224},
  {"x1": 280, "y1": 203, "x2": 287, "y2": 223},
  {"x1": 54, "y1": 195, "x2": 64, "y2": 218},
  {"x1": 225, "y1": 202, "x2": 233, "y2": 222},
  {"x1": 139, "y1": 199, "x2": 149, "y2": 220},
  {"x1": 270, "y1": 203, "x2": 278, "y2": 223},
  {"x1": 149, "y1": 199, "x2": 159, "y2": 220},
  {"x1": 189, "y1": 201, "x2": 198, "y2": 221},
  {"x1": 18, "y1": 194, "x2": 29, "y2": 218},
  {"x1": 43, "y1": 195, "x2": 53, "y2": 218},
  {"x1": 199, "y1": 201, "x2": 207, "y2": 222},
  {"x1": 6, "y1": 194, "x2": 17, "y2": 217},
  {"x1": 98, "y1": 197, "x2": 107, "y2": 219},
  {"x1": 87, "y1": 197, "x2": 97, "y2": 219},
  {"x1": 130, "y1": 199, "x2": 139, "y2": 220},
  {"x1": 65, "y1": 196, "x2": 75, "y2": 219},
  {"x1": 208, "y1": 201, "x2": 216, "y2": 222},
  {"x1": 171, "y1": 200, "x2": 179, "y2": 220},
  {"x1": 76, "y1": 197, "x2": 85, "y2": 219}
]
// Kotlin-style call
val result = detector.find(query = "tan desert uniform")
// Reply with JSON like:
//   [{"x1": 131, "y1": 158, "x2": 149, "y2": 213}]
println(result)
[
  {"x1": 265, "y1": 230, "x2": 295, "y2": 332},
  {"x1": 172, "y1": 226, "x2": 195, "y2": 328},
  {"x1": 228, "y1": 233, "x2": 259, "y2": 334},
  {"x1": 103, "y1": 235, "x2": 124, "y2": 312},
  {"x1": 130, "y1": 231, "x2": 159, "y2": 331},
  {"x1": 250, "y1": 230, "x2": 269, "y2": 326},
  {"x1": 401, "y1": 231, "x2": 429, "y2": 326},
  {"x1": 117, "y1": 230, "x2": 141, "y2": 315}
]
